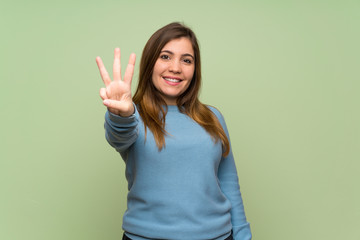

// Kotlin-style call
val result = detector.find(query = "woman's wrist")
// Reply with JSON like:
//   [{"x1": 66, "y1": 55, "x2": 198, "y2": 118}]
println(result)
[{"x1": 108, "y1": 104, "x2": 135, "y2": 117}]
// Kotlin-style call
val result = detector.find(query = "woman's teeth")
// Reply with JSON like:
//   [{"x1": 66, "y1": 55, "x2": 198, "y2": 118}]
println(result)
[{"x1": 164, "y1": 77, "x2": 181, "y2": 83}]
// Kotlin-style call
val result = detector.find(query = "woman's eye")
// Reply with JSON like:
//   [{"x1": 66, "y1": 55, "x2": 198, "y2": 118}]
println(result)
[
  {"x1": 183, "y1": 59, "x2": 192, "y2": 64},
  {"x1": 160, "y1": 54, "x2": 170, "y2": 60}
]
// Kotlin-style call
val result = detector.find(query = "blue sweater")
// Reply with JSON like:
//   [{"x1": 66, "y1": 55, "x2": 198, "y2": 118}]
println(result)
[{"x1": 104, "y1": 105, "x2": 251, "y2": 240}]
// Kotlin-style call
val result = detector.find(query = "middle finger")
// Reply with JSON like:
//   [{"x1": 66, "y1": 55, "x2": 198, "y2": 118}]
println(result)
[{"x1": 113, "y1": 48, "x2": 121, "y2": 81}]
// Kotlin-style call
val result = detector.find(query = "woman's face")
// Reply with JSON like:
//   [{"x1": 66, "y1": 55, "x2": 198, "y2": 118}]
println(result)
[{"x1": 152, "y1": 37, "x2": 195, "y2": 105}]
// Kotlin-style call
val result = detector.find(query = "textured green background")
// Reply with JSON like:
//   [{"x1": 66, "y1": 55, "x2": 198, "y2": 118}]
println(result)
[{"x1": 1, "y1": 0, "x2": 359, "y2": 239}]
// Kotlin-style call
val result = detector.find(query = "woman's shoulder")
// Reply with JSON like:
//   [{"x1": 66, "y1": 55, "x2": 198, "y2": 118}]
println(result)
[{"x1": 206, "y1": 104, "x2": 225, "y2": 121}]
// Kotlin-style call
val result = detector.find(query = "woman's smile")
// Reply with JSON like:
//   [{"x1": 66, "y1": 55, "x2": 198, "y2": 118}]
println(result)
[{"x1": 163, "y1": 76, "x2": 183, "y2": 85}]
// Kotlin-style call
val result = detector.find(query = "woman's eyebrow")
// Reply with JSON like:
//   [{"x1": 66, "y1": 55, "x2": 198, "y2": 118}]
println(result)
[
  {"x1": 160, "y1": 50, "x2": 174, "y2": 55},
  {"x1": 182, "y1": 53, "x2": 194, "y2": 60},
  {"x1": 160, "y1": 50, "x2": 194, "y2": 60}
]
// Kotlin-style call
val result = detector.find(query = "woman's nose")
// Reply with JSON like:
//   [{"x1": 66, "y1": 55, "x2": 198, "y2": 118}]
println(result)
[{"x1": 169, "y1": 60, "x2": 181, "y2": 73}]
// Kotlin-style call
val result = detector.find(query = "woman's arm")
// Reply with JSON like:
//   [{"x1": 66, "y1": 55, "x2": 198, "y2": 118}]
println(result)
[
  {"x1": 97, "y1": 48, "x2": 139, "y2": 153},
  {"x1": 211, "y1": 107, "x2": 252, "y2": 240},
  {"x1": 104, "y1": 106, "x2": 139, "y2": 153}
]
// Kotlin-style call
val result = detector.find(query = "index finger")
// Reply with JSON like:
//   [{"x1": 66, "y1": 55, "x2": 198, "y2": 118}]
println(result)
[{"x1": 96, "y1": 56, "x2": 111, "y2": 87}]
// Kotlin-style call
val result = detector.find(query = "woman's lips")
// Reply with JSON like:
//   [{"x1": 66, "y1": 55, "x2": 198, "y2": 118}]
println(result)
[{"x1": 163, "y1": 76, "x2": 182, "y2": 86}]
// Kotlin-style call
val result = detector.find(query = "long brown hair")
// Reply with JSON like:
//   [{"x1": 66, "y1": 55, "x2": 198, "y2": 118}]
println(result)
[{"x1": 133, "y1": 22, "x2": 230, "y2": 156}]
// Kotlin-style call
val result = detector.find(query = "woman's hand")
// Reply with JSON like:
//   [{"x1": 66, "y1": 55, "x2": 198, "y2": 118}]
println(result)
[{"x1": 96, "y1": 48, "x2": 136, "y2": 117}]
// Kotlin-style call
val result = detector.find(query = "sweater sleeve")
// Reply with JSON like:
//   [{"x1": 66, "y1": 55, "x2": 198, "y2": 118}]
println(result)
[
  {"x1": 104, "y1": 105, "x2": 139, "y2": 154},
  {"x1": 212, "y1": 108, "x2": 252, "y2": 240}
]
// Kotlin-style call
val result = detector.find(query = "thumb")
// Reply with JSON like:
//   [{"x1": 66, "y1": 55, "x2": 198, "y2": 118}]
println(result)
[
  {"x1": 99, "y1": 88, "x2": 108, "y2": 100},
  {"x1": 103, "y1": 99, "x2": 134, "y2": 117},
  {"x1": 103, "y1": 99, "x2": 119, "y2": 109}
]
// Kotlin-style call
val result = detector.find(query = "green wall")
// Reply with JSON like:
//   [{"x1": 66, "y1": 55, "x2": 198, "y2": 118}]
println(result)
[{"x1": 1, "y1": 0, "x2": 359, "y2": 239}]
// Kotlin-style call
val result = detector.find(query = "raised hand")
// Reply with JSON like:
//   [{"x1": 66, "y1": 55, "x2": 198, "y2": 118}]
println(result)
[{"x1": 96, "y1": 48, "x2": 136, "y2": 117}]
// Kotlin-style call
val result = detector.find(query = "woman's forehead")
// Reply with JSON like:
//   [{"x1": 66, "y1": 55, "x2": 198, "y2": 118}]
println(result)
[{"x1": 161, "y1": 37, "x2": 194, "y2": 55}]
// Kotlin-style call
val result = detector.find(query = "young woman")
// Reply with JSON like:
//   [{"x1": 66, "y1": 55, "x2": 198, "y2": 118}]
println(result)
[{"x1": 96, "y1": 22, "x2": 251, "y2": 240}]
